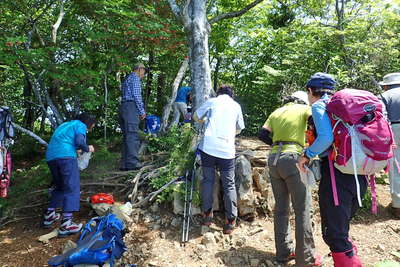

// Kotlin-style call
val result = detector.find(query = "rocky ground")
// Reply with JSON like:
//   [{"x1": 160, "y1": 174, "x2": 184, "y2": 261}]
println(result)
[{"x1": 1, "y1": 138, "x2": 400, "y2": 267}]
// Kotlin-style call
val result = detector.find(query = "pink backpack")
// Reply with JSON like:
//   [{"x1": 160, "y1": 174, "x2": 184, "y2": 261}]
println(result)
[{"x1": 326, "y1": 89, "x2": 395, "y2": 213}]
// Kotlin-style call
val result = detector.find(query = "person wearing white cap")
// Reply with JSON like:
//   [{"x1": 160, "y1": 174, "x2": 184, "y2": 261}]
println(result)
[
  {"x1": 379, "y1": 72, "x2": 400, "y2": 218},
  {"x1": 258, "y1": 91, "x2": 322, "y2": 267}
]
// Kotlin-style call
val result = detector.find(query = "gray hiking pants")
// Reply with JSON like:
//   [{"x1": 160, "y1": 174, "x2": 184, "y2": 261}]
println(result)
[
  {"x1": 390, "y1": 124, "x2": 400, "y2": 208},
  {"x1": 268, "y1": 152, "x2": 316, "y2": 267},
  {"x1": 171, "y1": 102, "x2": 187, "y2": 126},
  {"x1": 200, "y1": 150, "x2": 237, "y2": 220},
  {"x1": 119, "y1": 101, "x2": 141, "y2": 169}
]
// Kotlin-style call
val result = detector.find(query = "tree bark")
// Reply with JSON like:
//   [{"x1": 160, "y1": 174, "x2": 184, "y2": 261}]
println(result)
[
  {"x1": 161, "y1": 57, "x2": 189, "y2": 132},
  {"x1": 187, "y1": 0, "x2": 212, "y2": 109}
]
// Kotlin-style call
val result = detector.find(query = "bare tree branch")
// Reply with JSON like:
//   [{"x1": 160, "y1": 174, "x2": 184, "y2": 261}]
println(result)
[
  {"x1": 167, "y1": 0, "x2": 182, "y2": 19},
  {"x1": 209, "y1": 0, "x2": 264, "y2": 24},
  {"x1": 13, "y1": 123, "x2": 48, "y2": 146},
  {"x1": 51, "y1": 0, "x2": 65, "y2": 44},
  {"x1": 161, "y1": 57, "x2": 189, "y2": 132}
]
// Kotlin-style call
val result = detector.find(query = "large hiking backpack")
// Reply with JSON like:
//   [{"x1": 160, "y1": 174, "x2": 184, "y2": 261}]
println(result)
[
  {"x1": 327, "y1": 88, "x2": 393, "y2": 174},
  {"x1": 326, "y1": 88, "x2": 394, "y2": 212},
  {"x1": 48, "y1": 214, "x2": 127, "y2": 267},
  {"x1": 0, "y1": 107, "x2": 15, "y2": 141}
]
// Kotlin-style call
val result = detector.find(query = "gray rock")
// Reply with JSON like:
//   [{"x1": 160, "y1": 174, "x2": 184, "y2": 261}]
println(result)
[
  {"x1": 150, "y1": 203, "x2": 159, "y2": 213},
  {"x1": 235, "y1": 155, "x2": 256, "y2": 216},
  {"x1": 201, "y1": 232, "x2": 216, "y2": 246},
  {"x1": 250, "y1": 258, "x2": 260, "y2": 267},
  {"x1": 265, "y1": 260, "x2": 275, "y2": 267},
  {"x1": 229, "y1": 256, "x2": 244, "y2": 265},
  {"x1": 171, "y1": 217, "x2": 181, "y2": 227},
  {"x1": 200, "y1": 225, "x2": 210, "y2": 235}
]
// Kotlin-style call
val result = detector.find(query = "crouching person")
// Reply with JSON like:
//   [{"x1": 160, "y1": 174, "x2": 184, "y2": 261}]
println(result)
[
  {"x1": 193, "y1": 85, "x2": 245, "y2": 234},
  {"x1": 259, "y1": 91, "x2": 321, "y2": 266},
  {"x1": 43, "y1": 113, "x2": 96, "y2": 236}
]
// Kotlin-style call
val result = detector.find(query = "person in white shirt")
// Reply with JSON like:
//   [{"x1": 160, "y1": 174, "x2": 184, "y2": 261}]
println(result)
[{"x1": 193, "y1": 85, "x2": 245, "y2": 234}]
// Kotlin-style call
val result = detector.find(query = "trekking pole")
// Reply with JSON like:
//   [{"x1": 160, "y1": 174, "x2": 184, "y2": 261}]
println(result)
[{"x1": 181, "y1": 170, "x2": 189, "y2": 243}]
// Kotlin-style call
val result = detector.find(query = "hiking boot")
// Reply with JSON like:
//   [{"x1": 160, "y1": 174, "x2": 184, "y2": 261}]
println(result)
[
  {"x1": 223, "y1": 218, "x2": 236, "y2": 235},
  {"x1": 58, "y1": 219, "x2": 83, "y2": 237},
  {"x1": 202, "y1": 210, "x2": 213, "y2": 226},
  {"x1": 42, "y1": 210, "x2": 61, "y2": 228}
]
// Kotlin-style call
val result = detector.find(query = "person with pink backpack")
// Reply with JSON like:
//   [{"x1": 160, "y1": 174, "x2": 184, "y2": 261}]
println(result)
[{"x1": 298, "y1": 73, "x2": 368, "y2": 266}]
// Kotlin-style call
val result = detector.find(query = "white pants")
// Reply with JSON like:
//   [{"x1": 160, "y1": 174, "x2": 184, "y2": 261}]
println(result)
[
  {"x1": 390, "y1": 124, "x2": 400, "y2": 208},
  {"x1": 171, "y1": 102, "x2": 187, "y2": 126}
]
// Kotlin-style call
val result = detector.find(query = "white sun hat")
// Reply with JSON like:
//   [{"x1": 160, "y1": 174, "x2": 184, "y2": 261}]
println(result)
[
  {"x1": 379, "y1": 72, "x2": 400, "y2": 86},
  {"x1": 291, "y1": 90, "x2": 309, "y2": 105}
]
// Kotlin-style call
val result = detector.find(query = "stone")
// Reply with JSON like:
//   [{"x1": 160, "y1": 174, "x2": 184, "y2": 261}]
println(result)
[
  {"x1": 235, "y1": 237, "x2": 246, "y2": 247},
  {"x1": 197, "y1": 244, "x2": 207, "y2": 254},
  {"x1": 229, "y1": 256, "x2": 244, "y2": 265},
  {"x1": 62, "y1": 240, "x2": 77, "y2": 254},
  {"x1": 200, "y1": 225, "x2": 210, "y2": 235},
  {"x1": 250, "y1": 258, "x2": 260, "y2": 267},
  {"x1": 150, "y1": 203, "x2": 159, "y2": 213},
  {"x1": 171, "y1": 217, "x2": 181, "y2": 227},
  {"x1": 235, "y1": 155, "x2": 256, "y2": 216},
  {"x1": 159, "y1": 232, "x2": 166, "y2": 239},
  {"x1": 172, "y1": 189, "x2": 202, "y2": 215},
  {"x1": 201, "y1": 232, "x2": 216, "y2": 246},
  {"x1": 265, "y1": 260, "x2": 275, "y2": 267}
]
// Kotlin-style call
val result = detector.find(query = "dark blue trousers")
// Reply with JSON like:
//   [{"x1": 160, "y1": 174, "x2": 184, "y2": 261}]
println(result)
[
  {"x1": 319, "y1": 158, "x2": 367, "y2": 252},
  {"x1": 47, "y1": 158, "x2": 80, "y2": 212},
  {"x1": 119, "y1": 101, "x2": 141, "y2": 169},
  {"x1": 199, "y1": 150, "x2": 237, "y2": 220}
]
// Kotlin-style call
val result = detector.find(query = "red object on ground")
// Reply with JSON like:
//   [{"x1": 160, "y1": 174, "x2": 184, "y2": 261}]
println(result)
[{"x1": 90, "y1": 193, "x2": 115, "y2": 204}]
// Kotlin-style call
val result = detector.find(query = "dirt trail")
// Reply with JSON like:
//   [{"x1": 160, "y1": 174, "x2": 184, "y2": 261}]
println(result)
[{"x1": 1, "y1": 138, "x2": 400, "y2": 267}]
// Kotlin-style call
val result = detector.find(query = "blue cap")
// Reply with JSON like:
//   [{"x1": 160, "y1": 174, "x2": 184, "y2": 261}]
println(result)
[{"x1": 306, "y1": 72, "x2": 336, "y2": 90}]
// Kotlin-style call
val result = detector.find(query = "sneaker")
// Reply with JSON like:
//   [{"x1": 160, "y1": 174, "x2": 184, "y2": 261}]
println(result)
[
  {"x1": 58, "y1": 219, "x2": 83, "y2": 236},
  {"x1": 42, "y1": 210, "x2": 61, "y2": 228},
  {"x1": 223, "y1": 218, "x2": 236, "y2": 235},
  {"x1": 202, "y1": 210, "x2": 213, "y2": 226}
]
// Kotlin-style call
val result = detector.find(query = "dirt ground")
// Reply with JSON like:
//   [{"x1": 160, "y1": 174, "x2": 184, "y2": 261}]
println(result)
[
  {"x1": 1, "y1": 182, "x2": 400, "y2": 267},
  {"x1": 1, "y1": 139, "x2": 400, "y2": 267}
]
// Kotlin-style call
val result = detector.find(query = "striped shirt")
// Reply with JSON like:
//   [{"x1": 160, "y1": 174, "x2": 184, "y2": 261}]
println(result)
[{"x1": 121, "y1": 72, "x2": 145, "y2": 115}]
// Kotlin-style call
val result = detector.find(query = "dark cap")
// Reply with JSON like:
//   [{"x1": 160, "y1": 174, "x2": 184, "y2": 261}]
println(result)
[{"x1": 306, "y1": 72, "x2": 336, "y2": 91}]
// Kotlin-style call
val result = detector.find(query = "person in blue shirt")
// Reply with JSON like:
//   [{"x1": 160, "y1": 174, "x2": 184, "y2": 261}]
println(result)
[
  {"x1": 171, "y1": 86, "x2": 192, "y2": 126},
  {"x1": 298, "y1": 73, "x2": 366, "y2": 266},
  {"x1": 119, "y1": 63, "x2": 147, "y2": 171},
  {"x1": 43, "y1": 113, "x2": 96, "y2": 236}
]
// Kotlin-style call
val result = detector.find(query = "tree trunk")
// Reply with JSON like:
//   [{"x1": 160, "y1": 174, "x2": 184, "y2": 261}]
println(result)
[{"x1": 187, "y1": 0, "x2": 212, "y2": 109}]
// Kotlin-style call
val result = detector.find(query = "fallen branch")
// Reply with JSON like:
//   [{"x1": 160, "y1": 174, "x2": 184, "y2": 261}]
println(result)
[
  {"x1": 13, "y1": 123, "x2": 48, "y2": 146},
  {"x1": 130, "y1": 165, "x2": 155, "y2": 203},
  {"x1": 132, "y1": 176, "x2": 181, "y2": 208}
]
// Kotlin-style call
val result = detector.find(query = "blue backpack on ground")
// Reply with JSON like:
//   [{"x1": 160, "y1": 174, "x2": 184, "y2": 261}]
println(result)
[
  {"x1": 48, "y1": 214, "x2": 127, "y2": 267},
  {"x1": 145, "y1": 115, "x2": 161, "y2": 134}
]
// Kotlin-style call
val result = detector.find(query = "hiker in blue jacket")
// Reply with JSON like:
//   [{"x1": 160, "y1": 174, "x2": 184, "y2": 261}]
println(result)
[
  {"x1": 43, "y1": 113, "x2": 96, "y2": 236},
  {"x1": 298, "y1": 73, "x2": 366, "y2": 266},
  {"x1": 171, "y1": 86, "x2": 192, "y2": 126}
]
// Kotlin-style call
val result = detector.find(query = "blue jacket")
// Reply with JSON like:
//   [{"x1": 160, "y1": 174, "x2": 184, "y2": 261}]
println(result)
[
  {"x1": 305, "y1": 94, "x2": 334, "y2": 158},
  {"x1": 46, "y1": 120, "x2": 88, "y2": 161}
]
